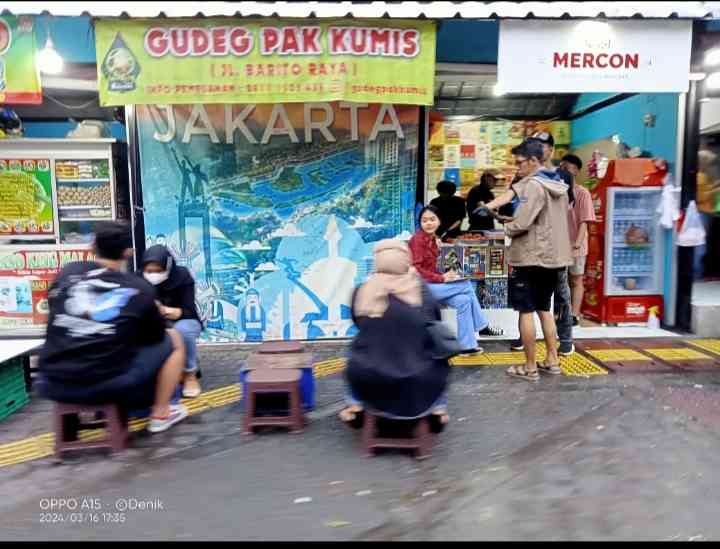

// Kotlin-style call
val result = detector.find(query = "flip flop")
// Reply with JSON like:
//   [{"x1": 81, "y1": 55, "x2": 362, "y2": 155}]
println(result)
[
  {"x1": 506, "y1": 365, "x2": 540, "y2": 382},
  {"x1": 537, "y1": 362, "x2": 562, "y2": 375},
  {"x1": 182, "y1": 385, "x2": 202, "y2": 398}
]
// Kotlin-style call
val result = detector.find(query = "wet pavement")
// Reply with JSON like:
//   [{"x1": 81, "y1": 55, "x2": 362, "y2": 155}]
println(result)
[{"x1": 1, "y1": 341, "x2": 720, "y2": 541}]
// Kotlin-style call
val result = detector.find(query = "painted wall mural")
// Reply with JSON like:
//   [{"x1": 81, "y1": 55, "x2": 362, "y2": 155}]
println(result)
[{"x1": 137, "y1": 102, "x2": 419, "y2": 342}]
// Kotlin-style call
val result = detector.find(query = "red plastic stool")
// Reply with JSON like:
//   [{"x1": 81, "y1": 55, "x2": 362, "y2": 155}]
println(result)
[
  {"x1": 54, "y1": 402, "x2": 128, "y2": 459},
  {"x1": 361, "y1": 412, "x2": 435, "y2": 460},
  {"x1": 243, "y1": 369, "x2": 304, "y2": 435}
]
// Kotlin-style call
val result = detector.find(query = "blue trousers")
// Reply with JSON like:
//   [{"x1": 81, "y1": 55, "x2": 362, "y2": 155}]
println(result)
[
  {"x1": 427, "y1": 280, "x2": 489, "y2": 350},
  {"x1": 174, "y1": 319, "x2": 202, "y2": 373}
]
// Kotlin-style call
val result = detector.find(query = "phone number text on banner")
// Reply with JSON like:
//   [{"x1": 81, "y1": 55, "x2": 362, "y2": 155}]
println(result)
[{"x1": 95, "y1": 18, "x2": 436, "y2": 106}]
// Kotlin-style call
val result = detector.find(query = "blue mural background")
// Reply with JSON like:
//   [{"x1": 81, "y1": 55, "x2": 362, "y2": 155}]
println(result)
[{"x1": 137, "y1": 102, "x2": 419, "y2": 342}]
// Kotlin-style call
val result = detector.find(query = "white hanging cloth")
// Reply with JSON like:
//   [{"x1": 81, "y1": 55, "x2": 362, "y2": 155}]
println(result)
[{"x1": 656, "y1": 173, "x2": 681, "y2": 230}]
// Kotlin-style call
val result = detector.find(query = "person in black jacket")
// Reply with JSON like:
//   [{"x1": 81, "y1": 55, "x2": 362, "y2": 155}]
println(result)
[
  {"x1": 466, "y1": 171, "x2": 499, "y2": 232},
  {"x1": 38, "y1": 221, "x2": 188, "y2": 434},
  {"x1": 141, "y1": 245, "x2": 203, "y2": 398},
  {"x1": 339, "y1": 239, "x2": 450, "y2": 430},
  {"x1": 429, "y1": 180, "x2": 466, "y2": 240}
]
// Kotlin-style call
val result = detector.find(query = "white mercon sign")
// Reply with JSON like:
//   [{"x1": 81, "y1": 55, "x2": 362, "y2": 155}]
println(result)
[{"x1": 497, "y1": 20, "x2": 692, "y2": 93}]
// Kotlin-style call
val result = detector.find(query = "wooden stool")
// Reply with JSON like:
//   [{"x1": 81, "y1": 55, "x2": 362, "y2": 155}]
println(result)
[
  {"x1": 54, "y1": 402, "x2": 128, "y2": 459},
  {"x1": 257, "y1": 341, "x2": 305, "y2": 354},
  {"x1": 243, "y1": 369, "x2": 304, "y2": 435},
  {"x1": 362, "y1": 412, "x2": 435, "y2": 460}
]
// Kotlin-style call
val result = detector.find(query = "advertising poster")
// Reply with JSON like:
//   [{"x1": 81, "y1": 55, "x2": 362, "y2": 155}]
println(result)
[
  {"x1": 0, "y1": 248, "x2": 94, "y2": 327},
  {"x1": 460, "y1": 168, "x2": 477, "y2": 193},
  {"x1": 444, "y1": 144, "x2": 460, "y2": 168},
  {"x1": 460, "y1": 144, "x2": 476, "y2": 168},
  {"x1": 475, "y1": 143, "x2": 493, "y2": 169},
  {"x1": 137, "y1": 102, "x2": 418, "y2": 342},
  {"x1": 444, "y1": 124, "x2": 460, "y2": 145},
  {"x1": 95, "y1": 18, "x2": 436, "y2": 106},
  {"x1": 428, "y1": 122, "x2": 445, "y2": 146},
  {"x1": 0, "y1": 15, "x2": 42, "y2": 104},
  {"x1": 428, "y1": 144, "x2": 444, "y2": 168},
  {"x1": 443, "y1": 168, "x2": 461, "y2": 186},
  {"x1": 0, "y1": 158, "x2": 54, "y2": 236}
]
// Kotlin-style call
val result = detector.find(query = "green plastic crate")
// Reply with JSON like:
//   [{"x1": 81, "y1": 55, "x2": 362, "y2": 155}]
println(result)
[{"x1": 0, "y1": 357, "x2": 29, "y2": 421}]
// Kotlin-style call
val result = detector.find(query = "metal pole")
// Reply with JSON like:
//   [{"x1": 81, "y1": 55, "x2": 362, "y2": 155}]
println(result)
[
  {"x1": 124, "y1": 104, "x2": 145, "y2": 271},
  {"x1": 675, "y1": 26, "x2": 702, "y2": 332}
]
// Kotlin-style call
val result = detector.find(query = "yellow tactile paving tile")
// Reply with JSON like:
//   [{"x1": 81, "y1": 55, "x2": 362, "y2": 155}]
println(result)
[
  {"x1": 450, "y1": 352, "x2": 525, "y2": 367},
  {"x1": 558, "y1": 353, "x2": 608, "y2": 377},
  {"x1": 0, "y1": 383, "x2": 244, "y2": 468},
  {"x1": 313, "y1": 358, "x2": 346, "y2": 378},
  {"x1": 686, "y1": 339, "x2": 720, "y2": 356},
  {"x1": 643, "y1": 348, "x2": 715, "y2": 362},
  {"x1": 586, "y1": 349, "x2": 652, "y2": 362}
]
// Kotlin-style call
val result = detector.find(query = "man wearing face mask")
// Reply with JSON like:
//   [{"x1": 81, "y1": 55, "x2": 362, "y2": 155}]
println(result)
[
  {"x1": 38, "y1": 221, "x2": 189, "y2": 434},
  {"x1": 140, "y1": 245, "x2": 203, "y2": 398}
]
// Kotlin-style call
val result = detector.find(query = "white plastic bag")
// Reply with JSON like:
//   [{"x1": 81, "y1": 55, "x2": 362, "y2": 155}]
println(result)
[{"x1": 677, "y1": 200, "x2": 707, "y2": 247}]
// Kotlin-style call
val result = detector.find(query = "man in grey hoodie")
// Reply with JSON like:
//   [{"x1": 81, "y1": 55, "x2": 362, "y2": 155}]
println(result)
[{"x1": 504, "y1": 140, "x2": 573, "y2": 382}]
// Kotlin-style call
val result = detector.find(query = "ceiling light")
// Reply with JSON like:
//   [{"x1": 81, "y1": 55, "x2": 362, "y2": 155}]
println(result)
[
  {"x1": 37, "y1": 24, "x2": 63, "y2": 75},
  {"x1": 705, "y1": 48, "x2": 720, "y2": 68},
  {"x1": 706, "y1": 72, "x2": 720, "y2": 90}
]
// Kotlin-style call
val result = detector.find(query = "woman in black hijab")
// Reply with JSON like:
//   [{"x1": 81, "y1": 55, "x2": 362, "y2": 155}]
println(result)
[
  {"x1": 141, "y1": 245, "x2": 203, "y2": 398},
  {"x1": 340, "y1": 239, "x2": 450, "y2": 432}
]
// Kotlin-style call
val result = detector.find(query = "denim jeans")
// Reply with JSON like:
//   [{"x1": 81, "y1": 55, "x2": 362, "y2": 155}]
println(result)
[
  {"x1": 173, "y1": 319, "x2": 202, "y2": 373},
  {"x1": 426, "y1": 280, "x2": 489, "y2": 350},
  {"x1": 553, "y1": 267, "x2": 573, "y2": 345}
]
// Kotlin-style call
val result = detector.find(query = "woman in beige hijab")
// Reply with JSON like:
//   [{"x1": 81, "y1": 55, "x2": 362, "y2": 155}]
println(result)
[{"x1": 340, "y1": 239, "x2": 451, "y2": 429}]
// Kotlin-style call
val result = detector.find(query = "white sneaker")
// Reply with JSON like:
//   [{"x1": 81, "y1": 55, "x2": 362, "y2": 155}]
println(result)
[{"x1": 148, "y1": 404, "x2": 188, "y2": 433}]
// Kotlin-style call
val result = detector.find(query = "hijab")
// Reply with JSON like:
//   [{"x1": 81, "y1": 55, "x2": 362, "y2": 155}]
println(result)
[
  {"x1": 353, "y1": 239, "x2": 422, "y2": 318},
  {"x1": 140, "y1": 245, "x2": 193, "y2": 291}
]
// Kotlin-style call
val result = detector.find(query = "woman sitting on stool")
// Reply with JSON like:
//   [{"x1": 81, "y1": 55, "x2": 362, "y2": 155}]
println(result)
[
  {"x1": 408, "y1": 205, "x2": 503, "y2": 354},
  {"x1": 140, "y1": 245, "x2": 203, "y2": 398},
  {"x1": 339, "y1": 239, "x2": 450, "y2": 430}
]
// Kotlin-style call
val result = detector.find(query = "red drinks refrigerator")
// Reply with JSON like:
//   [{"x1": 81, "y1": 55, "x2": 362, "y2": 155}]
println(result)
[{"x1": 581, "y1": 158, "x2": 666, "y2": 324}]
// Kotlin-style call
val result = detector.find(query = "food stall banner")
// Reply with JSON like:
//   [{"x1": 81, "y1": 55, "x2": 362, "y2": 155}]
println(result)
[
  {"x1": 498, "y1": 20, "x2": 692, "y2": 93},
  {"x1": 0, "y1": 15, "x2": 42, "y2": 104},
  {"x1": 95, "y1": 18, "x2": 435, "y2": 106},
  {"x1": 0, "y1": 248, "x2": 94, "y2": 328},
  {"x1": 137, "y1": 102, "x2": 419, "y2": 342},
  {"x1": 0, "y1": 159, "x2": 54, "y2": 236}
]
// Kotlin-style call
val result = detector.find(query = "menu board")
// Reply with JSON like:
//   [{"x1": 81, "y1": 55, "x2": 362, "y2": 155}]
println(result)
[
  {"x1": 56, "y1": 159, "x2": 113, "y2": 220},
  {"x1": 0, "y1": 159, "x2": 54, "y2": 236}
]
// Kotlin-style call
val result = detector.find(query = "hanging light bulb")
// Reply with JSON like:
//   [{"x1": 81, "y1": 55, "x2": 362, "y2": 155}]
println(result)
[{"x1": 38, "y1": 31, "x2": 63, "y2": 74}]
